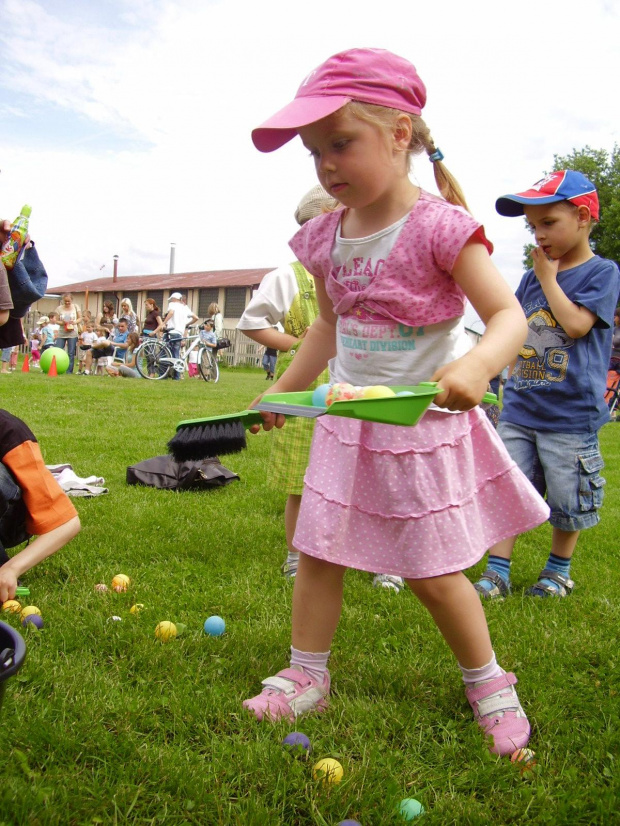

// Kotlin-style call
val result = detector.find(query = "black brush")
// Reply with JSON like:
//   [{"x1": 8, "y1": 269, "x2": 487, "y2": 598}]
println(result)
[{"x1": 168, "y1": 410, "x2": 264, "y2": 461}]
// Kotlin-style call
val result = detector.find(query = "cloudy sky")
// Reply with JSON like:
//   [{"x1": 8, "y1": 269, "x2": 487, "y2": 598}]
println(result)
[{"x1": 1, "y1": 0, "x2": 618, "y2": 324}]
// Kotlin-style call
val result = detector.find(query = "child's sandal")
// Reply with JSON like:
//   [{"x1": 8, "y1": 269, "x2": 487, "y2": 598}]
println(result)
[
  {"x1": 466, "y1": 671, "x2": 530, "y2": 756},
  {"x1": 526, "y1": 569, "x2": 574, "y2": 598},
  {"x1": 473, "y1": 569, "x2": 510, "y2": 599}
]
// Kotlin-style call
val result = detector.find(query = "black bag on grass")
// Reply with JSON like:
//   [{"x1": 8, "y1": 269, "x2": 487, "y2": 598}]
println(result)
[{"x1": 126, "y1": 455, "x2": 239, "y2": 490}]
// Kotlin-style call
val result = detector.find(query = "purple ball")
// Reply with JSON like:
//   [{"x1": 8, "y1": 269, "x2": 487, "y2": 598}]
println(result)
[
  {"x1": 22, "y1": 613, "x2": 44, "y2": 629},
  {"x1": 282, "y1": 731, "x2": 311, "y2": 755},
  {"x1": 337, "y1": 821, "x2": 362, "y2": 825}
]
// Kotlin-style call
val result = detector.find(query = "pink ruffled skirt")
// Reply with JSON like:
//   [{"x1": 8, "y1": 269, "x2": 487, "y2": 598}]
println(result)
[{"x1": 294, "y1": 408, "x2": 549, "y2": 578}]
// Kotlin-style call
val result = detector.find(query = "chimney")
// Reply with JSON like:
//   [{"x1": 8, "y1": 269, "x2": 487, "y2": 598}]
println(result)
[
  {"x1": 169, "y1": 243, "x2": 176, "y2": 275},
  {"x1": 113, "y1": 254, "x2": 119, "y2": 283}
]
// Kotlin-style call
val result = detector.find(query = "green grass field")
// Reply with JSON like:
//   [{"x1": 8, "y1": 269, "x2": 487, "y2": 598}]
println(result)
[{"x1": 0, "y1": 366, "x2": 618, "y2": 825}]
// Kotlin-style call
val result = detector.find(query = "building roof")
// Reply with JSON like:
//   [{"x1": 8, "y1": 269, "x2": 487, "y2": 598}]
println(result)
[{"x1": 50, "y1": 268, "x2": 274, "y2": 293}]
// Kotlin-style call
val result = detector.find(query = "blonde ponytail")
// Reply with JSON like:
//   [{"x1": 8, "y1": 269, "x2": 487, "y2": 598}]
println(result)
[
  {"x1": 412, "y1": 118, "x2": 470, "y2": 213},
  {"x1": 344, "y1": 102, "x2": 471, "y2": 213}
]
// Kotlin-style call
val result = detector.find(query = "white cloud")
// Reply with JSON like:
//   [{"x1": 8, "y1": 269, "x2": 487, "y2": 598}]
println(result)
[{"x1": 1, "y1": 0, "x2": 618, "y2": 304}]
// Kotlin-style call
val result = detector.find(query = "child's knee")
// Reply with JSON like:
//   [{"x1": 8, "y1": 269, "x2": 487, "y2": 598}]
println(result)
[{"x1": 406, "y1": 571, "x2": 462, "y2": 606}]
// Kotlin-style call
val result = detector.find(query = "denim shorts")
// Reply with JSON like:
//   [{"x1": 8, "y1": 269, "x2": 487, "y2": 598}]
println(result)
[{"x1": 497, "y1": 421, "x2": 605, "y2": 531}]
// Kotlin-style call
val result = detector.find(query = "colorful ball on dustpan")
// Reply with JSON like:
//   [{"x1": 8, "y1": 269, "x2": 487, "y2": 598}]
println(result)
[{"x1": 40, "y1": 347, "x2": 70, "y2": 374}]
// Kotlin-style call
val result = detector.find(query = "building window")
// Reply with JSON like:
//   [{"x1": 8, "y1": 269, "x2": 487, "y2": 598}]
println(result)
[
  {"x1": 103, "y1": 291, "x2": 118, "y2": 310},
  {"x1": 121, "y1": 291, "x2": 139, "y2": 309},
  {"x1": 198, "y1": 288, "x2": 220, "y2": 318},
  {"x1": 224, "y1": 287, "x2": 247, "y2": 319}
]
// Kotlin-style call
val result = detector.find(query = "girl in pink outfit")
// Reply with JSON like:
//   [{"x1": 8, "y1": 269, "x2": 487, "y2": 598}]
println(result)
[{"x1": 243, "y1": 48, "x2": 549, "y2": 757}]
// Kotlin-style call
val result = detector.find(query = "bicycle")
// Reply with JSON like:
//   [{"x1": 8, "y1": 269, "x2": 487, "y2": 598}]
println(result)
[{"x1": 135, "y1": 330, "x2": 219, "y2": 382}]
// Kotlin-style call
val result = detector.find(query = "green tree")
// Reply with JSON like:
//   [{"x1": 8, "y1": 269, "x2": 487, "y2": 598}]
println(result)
[{"x1": 522, "y1": 144, "x2": 620, "y2": 269}]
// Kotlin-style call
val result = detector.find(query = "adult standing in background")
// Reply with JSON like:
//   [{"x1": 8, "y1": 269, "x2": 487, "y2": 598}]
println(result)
[
  {"x1": 54, "y1": 292, "x2": 81, "y2": 373},
  {"x1": 207, "y1": 302, "x2": 224, "y2": 341},
  {"x1": 97, "y1": 300, "x2": 118, "y2": 335},
  {"x1": 142, "y1": 297, "x2": 163, "y2": 338},
  {"x1": 119, "y1": 297, "x2": 138, "y2": 334},
  {"x1": 160, "y1": 292, "x2": 198, "y2": 380}
]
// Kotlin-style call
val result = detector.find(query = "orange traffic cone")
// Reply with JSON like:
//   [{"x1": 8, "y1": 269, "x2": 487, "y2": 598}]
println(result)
[
  {"x1": 48, "y1": 355, "x2": 58, "y2": 377},
  {"x1": 21, "y1": 356, "x2": 30, "y2": 373}
]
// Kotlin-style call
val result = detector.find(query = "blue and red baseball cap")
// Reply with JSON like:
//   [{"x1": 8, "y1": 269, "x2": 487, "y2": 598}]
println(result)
[{"x1": 496, "y1": 170, "x2": 599, "y2": 221}]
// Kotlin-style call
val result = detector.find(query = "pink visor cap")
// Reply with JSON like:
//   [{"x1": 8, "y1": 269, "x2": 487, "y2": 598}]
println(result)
[{"x1": 252, "y1": 48, "x2": 427, "y2": 153}]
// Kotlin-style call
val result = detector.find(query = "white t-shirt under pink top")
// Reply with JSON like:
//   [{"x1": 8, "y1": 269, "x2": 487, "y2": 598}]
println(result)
[{"x1": 329, "y1": 212, "x2": 472, "y2": 389}]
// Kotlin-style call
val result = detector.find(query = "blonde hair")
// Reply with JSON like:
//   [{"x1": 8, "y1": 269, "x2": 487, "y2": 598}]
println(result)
[
  {"x1": 208, "y1": 302, "x2": 220, "y2": 316},
  {"x1": 344, "y1": 101, "x2": 470, "y2": 212},
  {"x1": 120, "y1": 297, "x2": 134, "y2": 313}
]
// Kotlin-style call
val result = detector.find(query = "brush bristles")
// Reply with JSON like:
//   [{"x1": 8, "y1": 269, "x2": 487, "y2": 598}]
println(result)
[{"x1": 168, "y1": 421, "x2": 248, "y2": 461}]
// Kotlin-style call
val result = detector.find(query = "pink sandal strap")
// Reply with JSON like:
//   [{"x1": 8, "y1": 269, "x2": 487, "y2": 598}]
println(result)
[{"x1": 466, "y1": 671, "x2": 517, "y2": 704}]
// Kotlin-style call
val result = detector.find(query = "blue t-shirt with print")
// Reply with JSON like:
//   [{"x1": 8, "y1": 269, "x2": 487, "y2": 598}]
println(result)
[{"x1": 501, "y1": 255, "x2": 620, "y2": 433}]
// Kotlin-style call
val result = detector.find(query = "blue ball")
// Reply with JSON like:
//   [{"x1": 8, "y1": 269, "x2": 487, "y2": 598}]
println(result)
[
  {"x1": 203, "y1": 615, "x2": 225, "y2": 636},
  {"x1": 311, "y1": 383, "x2": 331, "y2": 407},
  {"x1": 399, "y1": 798, "x2": 425, "y2": 820},
  {"x1": 22, "y1": 613, "x2": 44, "y2": 630},
  {"x1": 282, "y1": 731, "x2": 311, "y2": 755}
]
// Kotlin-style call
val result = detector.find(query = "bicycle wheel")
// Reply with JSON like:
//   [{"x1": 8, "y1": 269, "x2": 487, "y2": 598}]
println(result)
[
  {"x1": 136, "y1": 340, "x2": 172, "y2": 380},
  {"x1": 198, "y1": 348, "x2": 219, "y2": 383}
]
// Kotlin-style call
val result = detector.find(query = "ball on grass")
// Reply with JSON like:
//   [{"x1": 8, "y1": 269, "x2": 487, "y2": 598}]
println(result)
[
  {"x1": 129, "y1": 603, "x2": 145, "y2": 615},
  {"x1": 111, "y1": 574, "x2": 131, "y2": 592},
  {"x1": 94, "y1": 583, "x2": 108, "y2": 593},
  {"x1": 511, "y1": 747, "x2": 536, "y2": 764},
  {"x1": 108, "y1": 616, "x2": 122, "y2": 623},
  {"x1": 337, "y1": 821, "x2": 362, "y2": 826},
  {"x1": 2, "y1": 600, "x2": 22, "y2": 613},
  {"x1": 155, "y1": 621, "x2": 177, "y2": 641},
  {"x1": 39, "y1": 347, "x2": 70, "y2": 375},
  {"x1": 399, "y1": 798, "x2": 425, "y2": 820},
  {"x1": 20, "y1": 605, "x2": 41, "y2": 621},
  {"x1": 22, "y1": 613, "x2": 44, "y2": 629},
  {"x1": 282, "y1": 732, "x2": 311, "y2": 756},
  {"x1": 203, "y1": 615, "x2": 225, "y2": 636},
  {"x1": 313, "y1": 758, "x2": 343, "y2": 784}
]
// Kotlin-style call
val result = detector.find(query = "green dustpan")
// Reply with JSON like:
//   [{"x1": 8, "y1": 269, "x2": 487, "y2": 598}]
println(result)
[{"x1": 255, "y1": 382, "x2": 497, "y2": 427}]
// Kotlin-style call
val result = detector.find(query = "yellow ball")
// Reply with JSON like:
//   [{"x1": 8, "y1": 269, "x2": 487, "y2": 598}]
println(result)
[
  {"x1": 129, "y1": 603, "x2": 145, "y2": 615},
  {"x1": 155, "y1": 621, "x2": 177, "y2": 642},
  {"x1": 111, "y1": 574, "x2": 131, "y2": 592},
  {"x1": 2, "y1": 600, "x2": 22, "y2": 614},
  {"x1": 312, "y1": 758, "x2": 343, "y2": 784},
  {"x1": 359, "y1": 385, "x2": 396, "y2": 399},
  {"x1": 20, "y1": 605, "x2": 42, "y2": 621}
]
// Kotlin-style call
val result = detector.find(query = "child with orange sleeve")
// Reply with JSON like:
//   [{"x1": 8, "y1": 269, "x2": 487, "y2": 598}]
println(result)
[{"x1": 0, "y1": 409, "x2": 81, "y2": 603}]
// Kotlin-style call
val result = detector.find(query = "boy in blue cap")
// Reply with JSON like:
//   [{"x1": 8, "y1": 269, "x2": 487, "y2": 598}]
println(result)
[{"x1": 476, "y1": 170, "x2": 620, "y2": 598}]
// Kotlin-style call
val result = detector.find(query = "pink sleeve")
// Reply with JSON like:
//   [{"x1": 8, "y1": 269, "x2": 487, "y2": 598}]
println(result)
[{"x1": 431, "y1": 206, "x2": 493, "y2": 274}]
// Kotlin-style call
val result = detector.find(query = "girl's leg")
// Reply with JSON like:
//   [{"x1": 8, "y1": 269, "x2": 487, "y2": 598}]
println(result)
[
  {"x1": 291, "y1": 553, "x2": 346, "y2": 653},
  {"x1": 243, "y1": 553, "x2": 345, "y2": 721},
  {"x1": 408, "y1": 571, "x2": 530, "y2": 755},
  {"x1": 406, "y1": 571, "x2": 492, "y2": 668}
]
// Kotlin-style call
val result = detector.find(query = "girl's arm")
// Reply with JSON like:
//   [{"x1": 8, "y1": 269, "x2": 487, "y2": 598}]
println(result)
[{"x1": 431, "y1": 241, "x2": 528, "y2": 410}]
